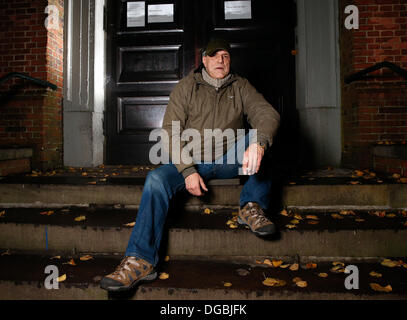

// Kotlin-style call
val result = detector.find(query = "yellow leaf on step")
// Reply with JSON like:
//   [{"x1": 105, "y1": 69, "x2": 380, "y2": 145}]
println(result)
[
  {"x1": 306, "y1": 215, "x2": 319, "y2": 220},
  {"x1": 164, "y1": 256, "x2": 170, "y2": 262},
  {"x1": 204, "y1": 208, "x2": 212, "y2": 215},
  {"x1": 381, "y1": 259, "x2": 399, "y2": 268},
  {"x1": 306, "y1": 263, "x2": 317, "y2": 269},
  {"x1": 40, "y1": 210, "x2": 54, "y2": 216},
  {"x1": 0, "y1": 210, "x2": 5, "y2": 217},
  {"x1": 159, "y1": 272, "x2": 169, "y2": 280},
  {"x1": 57, "y1": 274, "x2": 67, "y2": 282},
  {"x1": 289, "y1": 263, "x2": 299, "y2": 271},
  {"x1": 318, "y1": 273, "x2": 328, "y2": 278},
  {"x1": 272, "y1": 260, "x2": 283, "y2": 268},
  {"x1": 293, "y1": 214, "x2": 303, "y2": 220},
  {"x1": 290, "y1": 219, "x2": 300, "y2": 224},
  {"x1": 80, "y1": 255, "x2": 93, "y2": 261},
  {"x1": 370, "y1": 283, "x2": 392, "y2": 293},
  {"x1": 63, "y1": 258, "x2": 76, "y2": 266},
  {"x1": 74, "y1": 215, "x2": 86, "y2": 222},
  {"x1": 123, "y1": 222, "x2": 135, "y2": 227},
  {"x1": 331, "y1": 214, "x2": 344, "y2": 219},
  {"x1": 296, "y1": 280, "x2": 308, "y2": 288},
  {"x1": 280, "y1": 209, "x2": 289, "y2": 217},
  {"x1": 369, "y1": 271, "x2": 382, "y2": 278},
  {"x1": 50, "y1": 256, "x2": 61, "y2": 260},
  {"x1": 263, "y1": 259, "x2": 273, "y2": 267},
  {"x1": 262, "y1": 278, "x2": 286, "y2": 287},
  {"x1": 285, "y1": 224, "x2": 297, "y2": 229},
  {"x1": 223, "y1": 282, "x2": 232, "y2": 287}
]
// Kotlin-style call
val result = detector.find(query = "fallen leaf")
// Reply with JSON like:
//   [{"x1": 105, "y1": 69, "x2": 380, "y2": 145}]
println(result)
[
  {"x1": 340, "y1": 210, "x2": 355, "y2": 216},
  {"x1": 272, "y1": 260, "x2": 283, "y2": 268},
  {"x1": 164, "y1": 256, "x2": 170, "y2": 262},
  {"x1": 386, "y1": 213, "x2": 396, "y2": 218},
  {"x1": 40, "y1": 210, "x2": 54, "y2": 216},
  {"x1": 289, "y1": 182, "x2": 296, "y2": 185},
  {"x1": 370, "y1": 211, "x2": 386, "y2": 218},
  {"x1": 307, "y1": 220, "x2": 319, "y2": 225},
  {"x1": 296, "y1": 280, "x2": 308, "y2": 288},
  {"x1": 280, "y1": 209, "x2": 289, "y2": 217},
  {"x1": 293, "y1": 214, "x2": 303, "y2": 220},
  {"x1": 318, "y1": 273, "x2": 328, "y2": 278},
  {"x1": 279, "y1": 264, "x2": 291, "y2": 269},
  {"x1": 80, "y1": 255, "x2": 93, "y2": 261},
  {"x1": 332, "y1": 261, "x2": 345, "y2": 267},
  {"x1": 381, "y1": 259, "x2": 399, "y2": 268},
  {"x1": 50, "y1": 256, "x2": 61, "y2": 260},
  {"x1": 87, "y1": 181, "x2": 97, "y2": 185},
  {"x1": 74, "y1": 215, "x2": 86, "y2": 222},
  {"x1": 289, "y1": 263, "x2": 299, "y2": 271},
  {"x1": 223, "y1": 282, "x2": 232, "y2": 287},
  {"x1": 369, "y1": 271, "x2": 382, "y2": 278},
  {"x1": 330, "y1": 265, "x2": 345, "y2": 273},
  {"x1": 263, "y1": 259, "x2": 273, "y2": 267},
  {"x1": 0, "y1": 210, "x2": 5, "y2": 218},
  {"x1": 355, "y1": 218, "x2": 365, "y2": 222},
  {"x1": 354, "y1": 170, "x2": 364, "y2": 177},
  {"x1": 204, "y1": 208, "x2": 212, "y2": 215},
  {"x1": 292, "y1": 277, "x2": 302, "y2": 283},
  {"x1": 228, "y1": 223, "x2": 238, "y2": 229},
  {"x1": 306, "y1": 263, "x2": 317, "y2": 269},
  {"x1": 159, "y1": 272, "x2": 169, "y2": 280},
  {"x1": 285, "y1": 224, "x2": 297, "y2": 229},
  {"x1": 370, "y1": 283, "x2": 392, "y2": 293},
  {"x1": 82, "y1": 172, "x2": 88, "y2": 176},
  {"x1": 63, "y1": 258, "x2": 76, "y2": 266},
  {"x1": 392, "y1": 173, "x2": 401, "y2": 179},
  {"x1": 290, "y1": 219, "x2": 300, "y2": 224},
  {"x1": 331, "y1": 213, "x2": 344, "y2": 219},
  {"x1": 306, "y1": 215, "x2": 319, "y2": 220},
  {"x1": 400, "y1": 210, "x2": 407, "y2": 218},
  {"x1": 349, "y1": 181, "x2": 360, "y2": 185},
  {"x1": 57, "y1": 274, "x2": 67, "y2": 282},
  {"x1": 400, "y1": 178, "x2": 407, "y2": 183},
  {"x1": 263, "y1": 278, "x2": 286, "y2": 287},
  {"x1": 123, "y1": 222, "x2": 135, "y2": 227}
]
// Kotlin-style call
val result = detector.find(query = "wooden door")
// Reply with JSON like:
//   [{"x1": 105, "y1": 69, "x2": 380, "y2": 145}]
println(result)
[{"x1": 106, "y1": 0, "x2": 296, "y2": 165}]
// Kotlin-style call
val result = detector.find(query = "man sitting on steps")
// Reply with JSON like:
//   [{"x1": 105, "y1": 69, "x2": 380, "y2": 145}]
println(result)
[{"x1": 100, "y1": 38, "x2": 281, "y2": 292}]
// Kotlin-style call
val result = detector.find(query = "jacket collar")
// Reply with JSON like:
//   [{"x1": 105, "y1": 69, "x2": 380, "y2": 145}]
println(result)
[{"x1": 193, "y1": 64, "x2": 237, "y2": 89}]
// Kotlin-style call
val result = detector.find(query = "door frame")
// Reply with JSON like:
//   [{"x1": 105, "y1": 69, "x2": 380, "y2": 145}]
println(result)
[{"x1": 63, "y1": 0, "x2": 342, "y2": 168}]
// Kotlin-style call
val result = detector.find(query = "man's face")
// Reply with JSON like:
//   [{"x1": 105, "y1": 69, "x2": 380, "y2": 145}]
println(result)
[{"x1": 202, "y1": 50, "x2": 231, "y2": 79}]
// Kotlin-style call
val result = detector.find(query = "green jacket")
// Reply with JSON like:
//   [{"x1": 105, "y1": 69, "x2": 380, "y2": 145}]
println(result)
[{"x1": 162, "y1": 67, "x2": 280, "y2": 178}]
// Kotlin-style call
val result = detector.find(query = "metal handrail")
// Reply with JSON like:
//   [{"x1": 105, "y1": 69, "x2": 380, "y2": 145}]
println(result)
[
  {"x1": 345, "y1": 61, "x2": 407, "y2": 84},
  {"x1": 0, "y1": 72, "x2": 57, "y2": 90}
]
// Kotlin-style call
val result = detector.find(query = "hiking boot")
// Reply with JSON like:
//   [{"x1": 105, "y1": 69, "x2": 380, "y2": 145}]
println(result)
[
  {"x1": 238, "y1": 202, "x2": 276, "y2": 237},
  {"x1": 100, "y1": 256, "x2": 157, "y2": 292}
]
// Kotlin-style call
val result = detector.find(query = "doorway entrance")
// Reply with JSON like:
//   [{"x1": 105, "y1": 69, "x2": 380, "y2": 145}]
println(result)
[{"x1": 105, "y1": 0, "x2": 297, "y2": 165}]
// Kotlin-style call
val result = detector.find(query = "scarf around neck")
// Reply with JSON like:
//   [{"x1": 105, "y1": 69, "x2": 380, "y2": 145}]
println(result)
[{"x1": 202, "y1": 68, "x2": 232, "y2": 90}]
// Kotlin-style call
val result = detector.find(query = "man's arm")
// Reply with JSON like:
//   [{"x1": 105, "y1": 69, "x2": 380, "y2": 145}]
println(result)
[
  {"x1": 162, "y1": 81, "x2": 198, "y2": 179},
  {"x1": 240, "y1": 78, "x2": 281, "y2": 150}
]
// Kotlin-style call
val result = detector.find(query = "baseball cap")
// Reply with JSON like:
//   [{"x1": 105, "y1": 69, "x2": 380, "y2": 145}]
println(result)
[{"x1": 203, "y1": 38, "x2": 232, "y2": 56}]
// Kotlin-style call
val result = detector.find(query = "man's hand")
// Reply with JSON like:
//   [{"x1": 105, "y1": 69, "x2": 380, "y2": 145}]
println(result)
[
  {"x1": 185, "y1": 173, "x2": 208, "y2": 196},
  {"x1": 242, "y1": 143, "x2": 265, "y2": 175}
]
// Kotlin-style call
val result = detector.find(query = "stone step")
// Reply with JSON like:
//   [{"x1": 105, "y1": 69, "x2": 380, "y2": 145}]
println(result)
[
  {"x1": 1, "y1": 175, "x2": 407, "y2": 210},
  {"x1": 0, "y1": 251, "x2": 406, "y2": 300},
  {"x1": 1, "y1": 206, "x2": 406, "y2": 257}
]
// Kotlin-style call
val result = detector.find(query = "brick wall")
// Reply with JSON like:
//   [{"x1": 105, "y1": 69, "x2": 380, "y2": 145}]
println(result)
[
  {"x1": 0, "y1": 0, "x2": 63, "y2": 171},
  {"x1": 339, "y1": 0, "x2": 407, "y2": 171}
]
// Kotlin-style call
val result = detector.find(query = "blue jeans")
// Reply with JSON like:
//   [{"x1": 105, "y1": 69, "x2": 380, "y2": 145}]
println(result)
[{"x1": 125, "y1": 133, "x2": 272, "y2": 266}]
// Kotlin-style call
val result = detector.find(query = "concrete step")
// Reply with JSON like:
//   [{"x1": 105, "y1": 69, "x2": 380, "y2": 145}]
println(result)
[
  {"x1": 1, "y1": 206, "x2": 407, "y2": 257},
  {"x1": 1, "y1": 171, "x2": 407, "y2": 209},
  {"x1": 1, "y1": 251, "x2": 406, "y2": 300}
]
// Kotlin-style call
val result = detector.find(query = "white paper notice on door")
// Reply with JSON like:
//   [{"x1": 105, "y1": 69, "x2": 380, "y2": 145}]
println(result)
[
  {"x1": 127, "y1": 2, "x2": 145, "y2": 27},
  {"x1": 224, "y1": 1, "x2": 252, "y2": 20},
  {"x1": 148, "y1": 4, "x2": 174, "y2": 23}
]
